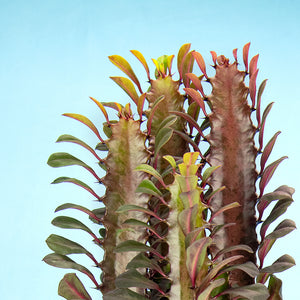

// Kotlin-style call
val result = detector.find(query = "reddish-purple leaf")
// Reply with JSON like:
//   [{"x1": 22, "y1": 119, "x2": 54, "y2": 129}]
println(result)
[
  {"x1": 268, "y1": 275, "x2": 283, "y2": 299},
  {"x1": 259, "y1": 156, "x2": 287, "y2": 197},
  {"x1": 258, "y1": 102, "x2": 274, "y2": 152},
  {"x1": 243, "y1": 42, "x2": 251, "y2": 72},
  {"x1": 193, "y1": 51, "x2": 208, "y2": 79},
  {"x1": 177, "y1": 44, "x2": 192, "y2": 80},
  {"x1": 116, "y1": 204, "x2": 164, "y2": 221},
  {"x1": 260, "y1": 131, "x2": 281, "y2": 174},
  {"x1": 186, "y1": 237, "x2": 212, "y2": 287},
  {"x1": 209, "y1": 202, "x2": 240, "y2": 222},
  {"x1": 58, "y1": 273, "x2": 92, "y2": 300},
  {"x1": 249, "y1": 68, "x2": 258, "y2": 108},
  {"x1": 185, "y1": 73, "x2": 206, "y2": 97},
  {"x1": 184, "y1": 88, "x2": 207, "y2": 116},
  {"x1": 256, "y1": 79, "x2": 268, "y2": 128},
  {"x1": 260, "y1": 254, "x2": 295, "y2": 274},
  {"x1": 257, "y1": 185, "x2": 294, "y2": 221}
]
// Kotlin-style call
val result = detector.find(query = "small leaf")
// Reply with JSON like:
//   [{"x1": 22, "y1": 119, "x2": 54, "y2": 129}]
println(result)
[
  {"x1": 163, "y1": 155, "x2": 177, "y2": 170},
  {"x1": 261, "y1": 254, "x2": 295, "y2": 274},
  {"x1": 156, "y1": 115, "x2": 177, "y2": 133},
  {"x1": 185, "y1": 73, "x2": 205, "y2": 97},
  {"x1": 214, "y1": 244, "x2": 254, "y2": 261},
  {"x1": 259, "y1": 156, "x2": 288, "y2": 197},
  {"x1": 177, "y1": 43, "x2": 191, "y2": 81},
  {"x1": 222, "y1": 261, "x2": 259, "y2": 278},
  {"x1": 115, "y1": 269, "x2": 162, "y2": 292},
  {"x1": 265, "y1": 219, "x2": 296, "y2": 240},
  {"x1": 257, "y1": 185, "x2": 294, "y2": 221},
  {"x1": 137, "y1": 93, "x2": 146, "y2": 120},
  {"x1": 43, "y1": 253, "x2": 99, "y2": 288},
  {"x1": 135, "y1": 164, "x2": 166, "y2": 188},
  {"x1": 51, "y1": 177, "x2": 101, "y2": 200},
  {"x1": 178, "y1": 205, "x2": 200, "y2": 236},
  {"x1": 108, "y1": 55, "x2": 142, "y2": 93},
  {"x1": 52, "y1": 216, "x2": 95, "y2": 237},
  {"x1": 154, "y1": 127, "x2": 173, "y2": 159},
  {"x1": 249, "y1": 54, "x2": 259, "y2": 78},
  {"x1": 233, "y1": 48, "x2": 238, "y2": 62},
  {"x1": 249, "y1": 68, "x2": 258, "y2": 108},
  {"x1": 58, "y1": 273, "x2": 92, "y2": 300},
  {"x1": 260, "y1": 198, "x2": 293, "y2": 240},
  {"x1": 136, "y1": 179, "x2": 162, "y2": 197},
  {"x1": 193, "y1": 51, "x2": 208, "y2": 78},
  {"x1": 186, "y1": 237, "x2": 212, "y2": 287},
  {"x1": 201, "y1": 166, "x2": 220, "y2": 186},
  {"x1": 114, "y1": 240, "x2": 164, "y2": 259},
  {"x1": 243, "y1": 42, "x2": 251, "y2": 72},
  {"x1": 260, "y1": 131, "x2": 281, "y2": 174},
  {"x1": 116, "y1": 204, "x2": 163, "y2": 221},
  {"x1": 184, "y1": 88, "x2": 207, "y2": 116},
  {"x1": 56, "y1": 134, "x2": 102, "y2": 161},
  {"x1": 126, "y1": 253, "x2": 166, "y2": 277},
  {"x1": 63, "y1": 113, "x2": 104, "y2": 142},
  {"x1": 130, "y1": 49, "x2": 150, "y2": 80},
  {"x1": 110, "y1": 76, "x2": 139, "y2": 104},
  {"x1": 48, "y1": 152, "x2": 101, "y2": 181},
  {"x1": 268, "y1": 275, "x2": 283, "y2": 299},
  {"x1": 256, "y1": 79, "x2": 268, "y2": 128},
  {"x1": 210, "y1": 202, "x2": 240, "y2": 222},
  {"x1": 221, "y1": 283, "x2": 269, "y2": 300},
  {"x1": 46, "y1": 234, "x2": 89, "y2": 255},
  {"x1": 146, "y1": 95, "x2": 165, "y2": 135},
  {"x1": 197, "y1": 278, "x2": 226, "y2": 300},
  {"x1": 210, "y1": 51, "x2": 217, "y2": 65},
  {"x1": 258, "y1": 102, "x2": 274, "y2": 152},
  {"x1": 123, "y1": 219, "x2": 163, "y2": 239},
  {"x1": 89, "y1": 96, "x2": 110, "y2": 123},
  {"x1": 95, "y1": 142, "x2": 108, "y2": 151},
  {"x1": 104, "y1": 288, "x2": 147, "y2": 300},
  {"x1": 55, "y1": 203, "x2": 102, "y2": 223}
]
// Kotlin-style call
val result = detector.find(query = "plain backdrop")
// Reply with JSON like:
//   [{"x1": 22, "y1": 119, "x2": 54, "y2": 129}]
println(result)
[{"x1": 0, "y1": 0, "x2": 299, "y2": 299}]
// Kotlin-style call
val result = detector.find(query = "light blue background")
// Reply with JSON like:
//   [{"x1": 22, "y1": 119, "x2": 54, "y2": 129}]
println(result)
[{"x1": 0, "y1": 0, "x2": 299, "y2": 299}]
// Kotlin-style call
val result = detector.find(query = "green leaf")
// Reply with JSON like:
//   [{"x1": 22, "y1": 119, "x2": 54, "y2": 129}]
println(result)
[
  {"x1": 51, "y1": 177, "x2": 101, "y2": 200},
  {"x1": 114, "y1": 240, "x2": 163, "y2": 259},
  {"x1": 163, "y1": 155, "x2": 177, "y2": 170},
  {"x1": 268, "y1": 275, "x2": 283, "y2": 299},
  {"x1": 63, "y1": 113, "x2": 104, "y2": 142},
  {"x1": 115, "y1": 269, "x2": 161, "y2": 291},
  {"x1": 46, "y1": 234, "x2": 89, "y2": 256},
  {"x1": 130, "y1": 49, "x2": 150, "y2": 80},
  {"x1": 95, "y1": 142, "x2": 108, "y2": 151},
  {"x1": 58, "y1": 273, "x2": 92, "y2": 300},
  {"x1": 221, "y1": 283, "x2": 269, "y2": 300},
  {"x1": 43, "y1": 253, "x2": 98, "y2": 287},
  {"x1": 126, "y1": 253, "x2": 166, "y2": 277},
  {"x1": 186, "y1": 237, "x2": 212, "y2": 287},
  {"x1": 260, "y1": 254, "x2": 295, "y2": 274},
  {"x1": 156, "y1": 115, "x2": 178, "y2": 133},
  {"x1": 178, "y1": 205, "x2": 199, "y2": 236},
  {"x1": 197, "y1": 278, "x2": 226, "y2": 300},
  {"x1": 51, "y1": 216, "x2": 94, "y2": 236},
  {"x1": 201, "y1": 166, "x2": 220, "y2": 185},
  {"x1": 146, "y1": 95, "x2": 165, "y2": 134},
  {"x1": 116, "y1": 204, "x2": 163, "y2": 221},
  {"x1": 55, "y1": 203, "x2": 102, "y2": 223},
  {"x1": 154, "y1": 127, "x2": 173, "y2": 159},
  {"x1": 104, "y1": 288, "x2": 147, "y2": 300},
  {"x1": 135, "y1": 164, "x2": 166, "y2": 188},
  {"x1": 136, "y1": 179, "x2": 162, "y2": 197},
  {"x1": 56, "y1": 134, "x2": 101, "y2": 161}
]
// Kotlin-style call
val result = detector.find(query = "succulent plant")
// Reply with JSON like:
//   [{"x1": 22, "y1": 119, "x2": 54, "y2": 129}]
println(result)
[{"x1": 44, "y1": 43, "x2": 295, "y2": 299}]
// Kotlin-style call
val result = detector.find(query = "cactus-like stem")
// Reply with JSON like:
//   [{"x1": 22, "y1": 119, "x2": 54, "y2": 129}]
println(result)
[{"x1": 101, "y1": 117, "x2": 149, "y2": 293}]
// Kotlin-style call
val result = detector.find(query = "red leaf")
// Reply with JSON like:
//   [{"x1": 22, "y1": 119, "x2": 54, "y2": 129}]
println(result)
[
  {"x1": 210, "y1": 50, "x2": 217, "y2": 65},
  {"x1": 186, "y1": 73, "x2": 206, "y2": 97},
  {"x1": 258, "y1": 102, "x2": 274, "y2": 152},
  {"x1": 259, "y1": 156, "x2": 288, "y2": 197},
  {"x1": 243, "y1": 42, "x2": 251, "y2": 72},
  {"x1": 184, "y1": 88, "x2": 207, "y2": 116},
  {"x1": 256, "y1": 79, "x2": 268, "y2": 128},
  {"x1": 249, "y1": 68, "x2": 259, "y2": 108},
  {"x1": 193, "y1": 51, "x2": 208, "y2": 79},
  {"x1": 249, "y1": 54, "x2": 259, "y2": 78},
  {"x1": 233, "y1": 48, "x2": 238, "y2": 62},
  {"x1": 260, "y1": 131, "x2": 281, "y2": 174}
]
